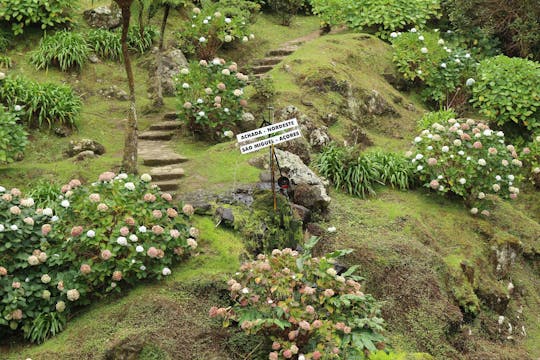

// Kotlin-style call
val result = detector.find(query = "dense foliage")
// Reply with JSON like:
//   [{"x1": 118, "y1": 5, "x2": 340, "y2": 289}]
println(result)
[
  {"x1": 316, "y1": 145, "x2": 415, "y2": 198},
  {"x1": 175, "y1": 58, "x2": 249, "y2": 141},
  {"x1": 391, "y1": 29, "x2": 476, "y2": 108},
  {"x1": 127, "y1": 26, "x2": 158, "y2": 54},
  {"x1": 87, "y1": 29, "x2": 123, "y2": 61},
  {"x1": 267, "y1": 0, "x2": 304, "y2": 26},
  {"x1": 0, "y1": 0, "x2": 75, "y2": 35},
  {"x1": 442, "y1": 0, "x2": 540, "y2": 60},
  {"x1": 211, "y1": 238, "x2": 386, "y2": 359},
  {"x1": 0, "y1": 173, "x2": 197, "y2": 342},
  {"x1": 470, "y1": 56, "x2": 540, "y2": 131},
  {"x1": 178, "y1": 2, "x2": 255, "y2": 59},
  {"x1": 30, "y1": 31, "x2": 89, "y2": 71},
  {"x1": 310, "y1": 0, "x2": 441, "y2": 39},
  {"x1": 0, "y1": 75, "x2": 81, "y2": 128},
  {"x1": 0, "y1": 105, "x2": 28, "y2": 164},
  {"x1": 409, "y1": 116, "x2": 522, "y2": 213}
]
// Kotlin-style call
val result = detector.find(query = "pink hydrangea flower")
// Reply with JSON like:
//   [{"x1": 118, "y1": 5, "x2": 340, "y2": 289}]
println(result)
[
  {"x1": 429, "y1": 180, "x2": 440, "y2": 189},
  {"x1": 488, "y1": 147, "x2": 498, "y2": 155},
  {"x1": 269, "y1": 352, "x2": 279, "y2": 360},
  {"x1": 80, "y1": 264, "x2": 92, "y2": 274},
  {"x1": 152, "y1": 210, "x2": 163, "y2": 218},
  {"x1": 11, "y1": 309, "x2": 23, "y2": 320},
  {"x1": 170, "y1": 229, "x2": 180, "y2": 238},
  {"x1": 0, "y1": 267, "x2": 7, "y2": 276},
  {"x1": 161, "y1": 193, "x2": 173, "y2": 202},
  {"x1": 299, "y1": 320, "x2": 311, "y2": 331},
  {"x1": 313, "y1": 351, "x2": 322, "y2": 360},
  {"x1": 147, "y1": 247, "x2": 159, "y2": 258},
  {"x1": 427, "y1": 158, "x2": 437, "y2": 166},
  {"x1": 324, "y1": 289, "x2": 335, "y2": 297},
  {"x1": 143, "y1": 193, "x2": 156, "y2": 202},
  {"x1": 69, "y1": 179, "x2": 82, "y2": 188},
  {"x1": 12, "y1": 281, "x2": 21, "y2": 289},
  {"x1": 182, "y1": 204, "x2": 195, "y2": 216},
  {"x1": 71, "y1": 226, "x2": 83, "y2": 237},
  {"x1": 473, "y1": 141, "x2": 483, "y2": 149},
  {"x1": 217, "y1": 83, "x2": 226, "y2": 90},
  {"x1": 9, "y1": 206, "x2": 21, "y2": 215},
  {"x1": 101, "y1": 249, "x2": 112, "y2": 260},
  {"x1": 166, "y1": 208, "x2": 178, "y2": 218},
  {"x1": 97, "y1": 203, "x2": 109, "y2": 212},
  {"x1": 283, "y1": 350, "x2": 293, "y2": 358},
  {"x1": 112, "y1": 271, "x2": 123, "y2": 281},
  {"x1": 98, "y1": 172, "x2": 115, "y2": 182},
  {"x1": 120, "y1": 227, "x2": 130, "y2": 236},
  {"x1": 152, "y1": 225, "x2": 164, "y2": 235},
  {"x1": 312, "y1": 320, "x2": 323, "y2": 328},
  {"x1": 125, "y1": 217, "x2": 135, "y2": 226},
  {"x1": 89, "y1": 193, "x2": 101, "y2": 202},
  {"x1": 10, "y1": 188, "x2": 21, "y2": 197}
]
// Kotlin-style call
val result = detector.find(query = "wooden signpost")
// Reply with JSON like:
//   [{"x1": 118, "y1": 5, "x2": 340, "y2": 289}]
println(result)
[{"x1": 237, "y1": 110, "x2": 302, "y2": 210}]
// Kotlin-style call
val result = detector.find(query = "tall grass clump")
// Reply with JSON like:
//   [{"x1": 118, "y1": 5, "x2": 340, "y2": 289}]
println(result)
[
  {"x1": 87, "y1": 29, "x2": 122, "y2": 61},
  {"x1": 30, "y1": 31, "x2": 89, "y2": 71}
]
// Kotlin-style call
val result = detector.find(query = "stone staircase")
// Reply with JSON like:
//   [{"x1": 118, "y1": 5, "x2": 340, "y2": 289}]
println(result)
[
  {"x1": 248, "y1": 42, "x2": 303, "y2": 80},
  {"x1": 138, "y1": 112, "x2": 187, "y2": 192}
]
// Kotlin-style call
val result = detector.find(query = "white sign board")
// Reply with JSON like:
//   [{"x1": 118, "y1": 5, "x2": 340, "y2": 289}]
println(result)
[
  {"x1": 236, "y1": 118, "x2": 298, "y2": 143},
  {"x1": 240, "y1": 129, "x2": 302, "y2": 154}
]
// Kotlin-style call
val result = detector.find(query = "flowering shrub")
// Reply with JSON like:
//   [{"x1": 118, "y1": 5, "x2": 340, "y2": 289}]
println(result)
[
  {"x1": 311, "y1": 0, "x2": 440, "y2": 39},
  {"x1": 0, "y1": 105, "x2": 27, "y2": 164},
  {"x1": 211, "y1": 238, "x2": 386, "y2": 359},
  {"x1": 408, "y1": 117, "x2": 522, "y2": 213},
  {"x1": 470, "y1": 55, "x2": 540, "y2": 131},
  {"x1": 178, "y1": 2, "x2": 255, "y2": 59},
  {"x1": 175, "y1": 57, "x2": 249, "y2": 141},
  {"x1": 0, "y1": 173, "x2": 197, "y2": 342},
  {"x1": 391, "y1": 29, "x2": 477, "y2": 108}
]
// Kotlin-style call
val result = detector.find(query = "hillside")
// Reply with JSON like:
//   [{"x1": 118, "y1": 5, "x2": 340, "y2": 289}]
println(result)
[{"x1": 1, "y1": 3, "x2": 539, "y2": 360}]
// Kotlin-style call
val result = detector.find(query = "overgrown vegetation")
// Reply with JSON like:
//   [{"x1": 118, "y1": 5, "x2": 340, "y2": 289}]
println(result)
[
  {"x1": 0, "y1": 106, "x2": 28, "y2": 164},
  {"x1": 30, "y1": 31, "x2": 90, "y2": 71},
  {"x1": 0, "y1": 0, "x2": 75, "y2": 35}
]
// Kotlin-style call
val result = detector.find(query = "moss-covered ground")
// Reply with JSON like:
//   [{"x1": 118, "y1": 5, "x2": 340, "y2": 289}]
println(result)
[{"x1": 1, "y1": 3, "x2": 539, "y2": 359}]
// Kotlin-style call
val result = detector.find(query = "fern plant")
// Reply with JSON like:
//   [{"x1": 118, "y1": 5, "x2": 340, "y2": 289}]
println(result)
[{"x1": 30, "y1": 31, "x2": 89, "y2": 71}]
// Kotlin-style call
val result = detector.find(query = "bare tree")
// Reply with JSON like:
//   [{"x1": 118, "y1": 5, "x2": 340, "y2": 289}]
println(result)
[{"x1": 115, "y1": 0, "x2": 138, "y2": 174}]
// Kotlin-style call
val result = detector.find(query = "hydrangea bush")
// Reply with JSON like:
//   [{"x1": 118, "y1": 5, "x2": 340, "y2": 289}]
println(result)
[
  {"x1": 391, "y1": 29, "x2": 477, "y2": 108},
  {"x1": 178, "y1": 3, "x2": 254, "y2": 59},
  {"x1": 175, "y1": 57, "x2": 249, "y2": 141},
  {"x1": 408, "y1": 117, "x2": 523, "y2": 214},
  {"x1": 0, "y1": 173, "x2": 198, "y2": 342},
  {"x1": 211, "y1": 238, "x2": 386, "y2": 359}
]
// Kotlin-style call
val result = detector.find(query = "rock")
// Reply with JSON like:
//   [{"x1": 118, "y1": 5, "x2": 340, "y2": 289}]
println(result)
[
  {"x1": 291, "y1": 204, "x2": 311, "y2": 223},
  {"x1": 346, "y1": 86, "x2": 400, "y2": 125},
  {"x1": 301, "y1": 99, "x2": 314, "y2": 107},
  {"x1": 88, "y1": 54, "x2": 101, "y2": 64},
  {"x1": 215, "y1": 207, "x2": 235, "y2": 226},
  {"x1": 99, "y1": 85, "x2": 129, "y2": 101},
  {"x1": 382, "y1": 71, "x2": 408, "y2": 91},
  {"x1": 240, "y1": 112, "x2": 257, "y2": 131},
  {"x1": 277, "y1": 138, "x2": 311, "y2": 164},
  {"x1": 179, "y1": 190, "x2": 216, "y2": 215},
  {"x1": 259, "y1": 171, "x2": 273, "y2": 183},
  {"x1": 365, "y1": 90, "x2": 399, "y2": 116},
  {"x1": 147, "y1": 49, "x2": 188, "y2": 97},
  {"x1": 293, "y1": 183, "x2": 330, "y2": 213},
  {"x1": 248, "y1": 156, "x2": 267, "y2": 169},
  {"x1": 74, "y1": 150, "x2": 97, "y2": 161},
  {"x1": 83, "y1": 6, "x2": 122, "y2": 29},
  {"x1": 54, "y1": 126, "x2": 73, "y2": 138},
  {"x1": 309, "y1": 127, "x2": 330, "y2": 151},
  {"x1": 65, "y1": 139, "x2": 106, "y2": 158},
  {"x1": 345, "y1": 124, "x2": 373, "y2": 148},
  {"x1": 321, "y1": 113, "x2": 338, "y2": 126},
  {"x1": 405, "y1": 103, "x2": 416, "y2": 112}
]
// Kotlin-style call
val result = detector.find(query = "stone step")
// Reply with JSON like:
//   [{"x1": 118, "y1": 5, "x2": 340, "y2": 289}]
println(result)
[
  {"x1": 138, "y1": 130, "x2": 175, "y2": 141},
  {"x1": 267, "y1": 46, "x2": 298, "y2": 57},
  {"x1": 251, "y1": 65, "x2": 274, "y2": 75},
  {"x1": 150, "y1": 165, "x2": 185, "y2": 181},
  {"x1": 163, "y1": 112, "x2": 178, "y2": 120},
  {"x1": 153, "y1": 180, "x2": 179, "y2": 192},
  {"x1": 141, "y1": 154, "x2": 188, "y2": 166},
  {"x1": 149, "y1": 121, "x2": 181, "y2": 131},
  {"x1": 254, "y1": 56, "x2": 284, "y2": 66}
]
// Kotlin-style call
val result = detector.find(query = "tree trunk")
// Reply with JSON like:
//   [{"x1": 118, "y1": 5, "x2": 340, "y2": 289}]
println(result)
[
  {"x1": 116, "y1": 0, "x2": 138, "y2": 174},
  {"x1": 153, "y1": 4, "x2": 170, "y2": 108},
  {"x1": 138, "y1": 0, "x2": 145, "y2": 39}
]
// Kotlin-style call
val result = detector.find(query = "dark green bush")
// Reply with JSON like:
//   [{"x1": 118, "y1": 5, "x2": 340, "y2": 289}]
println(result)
[
  {"x1": 266, "y1": 0, "x2": 304, "y2": 26},
  {"x1": 0, "y1": 105, "x2": 28, "y2": 164},
  {"x1": 316, "y1": 144, "x2": 415, "y2": 198},
  {"x1": 0, "y1": 76, "x2": 82, "y2": 128},
  {"x1": 442, "y1": 0, "x2": 540, "y2": 60},
  {"x1": 30, "y1": 31, "x2": 89, "y2": 71},
  {"x1": 87, "y1": 29, "x2": 122, "y2": 61},
  {"x1": 471, "y1": 55, "x2": 540, "y2": 131},
  {"x1": 0, "y1": 0, "x2": 75, "y2": 35}
]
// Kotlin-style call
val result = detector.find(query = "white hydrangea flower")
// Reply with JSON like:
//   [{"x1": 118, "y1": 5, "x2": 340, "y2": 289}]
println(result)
[
  {"x1": 117, "y1": 237, "x2": 128, "y2": 246},
  {"x1": 162, "y1": 267, "x2": 172, "y2": 276},
  {"x1": 410, "y1": 28, "x2": 417, "y2": 33},
  {"x1": 440, "y1": 63, "x2": 447, "y2": 68},
  {"x1": 43, "y1": 208, "x2": 53, "y2": 216},
  {"x1": 415, "y1": 154, "x2": 423, "y2": 160},
  {"x1": 466, "y1": 78, "x2": 475, "y2": 87},
  {"x1": 129, "y1": 234, "x2": 138, "y2": 242},
  {"x1": 182, "y1": 83, "x2": 190, "y2": 89},
  {"x1": 225, "y1": 18, "x2": 232, "y2": 23},
  {"x1": 124, "y1": 182, "x2": 135, "y2": 191},
  {"x1": 224, "y1": 35, "x2": 232, "y2": 42},
  {"x1": 458, "y1": 178, "x2": 466, "y2": 185},
  {"x1": 139, "y1": 226, "x2": 147, "y2": 233},
  {"x1": 414, "y1": 137, "x2": 422, "y2": 143},
  {"x1": 87, "y1": 230, "x2": 95, "y2": 238},
  {"x1": 180, "y1": 68, "x2": 189, "y2": 75},
  {"x1": 118, "y1": 173, "x2": 128, "y2": 180},
  {"x1": 140, "y1": 265, "x2": 146, "y2": 271},
  {"x1": 60, "y1": 200, "x2": 70, "y2": 208},
  {"x1": 442, "y1": 146, "x2": 449, "y2": 152},
  {"x1": 140, "y1": 174, "x2": 152, "y2": 182},
  {"x1": 136, "y1": 245, "x2": 144, "y2": 253},
  {"x1": 10, "y1": 224, "x2": 18, "y2": 231},
  {"x1": 51, "y1": 215, "x2": 59, "y2": 222},
  {"x1": 438, "y1": 39, "x2": 445, "y2": 45},
  {"x1": 199, "y1": 37, "x2": 206, "y2": 43},
  {"x1": 478, "y1": 159, "x2": 487, "y2": 166},
  {"x1": 418, "y1": 35, "x2": 425, "y2": 41},
  {"x1": 327, "y1": 226, "x2": 336, "y2": 233},
  {"x1": 420, "y1": 47, "x2": 428, "y2": 54},
  {"x1": 390, "y1": 32, "x2": 398, "y2": 38}
]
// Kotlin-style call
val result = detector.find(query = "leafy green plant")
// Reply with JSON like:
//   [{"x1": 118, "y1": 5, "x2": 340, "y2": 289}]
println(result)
[
  {"x1": 391, "y1": 29, "x2": 477, "y2": 108},
  {"x1": 311, "y1": 0, "x2": 441, "y2": 39},
  {"x1": 211, "y1": 237, "x2": 387, "y2": 359},
  {"x1": 127, "y1": 25, "x2": 158, "y2": 54},
  {"x1": 316, "y1": 144, "x2": 414, "y2": 198},
  {"x1": 417, "y1": 109, "x2": 457, "y2": 131},
  {"x1": 175, "y1": 58, "x2": 249, "y2": 141},
  {"x1": 178, "y1": 2, "x2": 254, "y2": 59},
  {"x1": 409, "y1": 117, "x2": 522, "y2": 213},
  {"x1": 27, "y1": 180, "x2": 62, "y2": 209},
  {"x1": 215, "y1": 0, "x2": 261, "y2": 23},
  {"x1": 0, "y1": 30, "x2": 10, "y2": 52},
  {"x1": 30, "y1": 31, "x2": 89, "y2": 71},
  {"x1": 0, "y1": 173, "x2": 197, "y2": 342},
  {"x1": 0, "y1": 56, "x2": 12, "y2": 69},
  {"x1": 0, "y1": 76, "x2": 82, "y2": 128},
  {"x1": 267, "y1": 0, "x2": 304, "y2": 26},
  {"x1": 470, "y1": 55, "x2": 540, "y2": 131},
  {"x1": 251, "y1": 75, "x2": 276, "y2": 104},
  {"x1": 0, "y1": 105, "x2": 28, "y2": 164},
  {"x1": 0, "y1": 0, "x2": 75, "y2": 35},
  {"x1": 87, "y1": 29, "x2": 123, "y2": 61}
]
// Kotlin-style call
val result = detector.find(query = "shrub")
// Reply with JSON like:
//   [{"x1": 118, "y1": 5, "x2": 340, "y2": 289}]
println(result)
[
  {"x1": 0, "y1": 30, "x2": 10, "y2": 52},
  {"x1": 417, "y1": 110, "x2": 457, "y2": 131},
  {"x1": 316, "y1": 144, "x2": 414, "y2": 198},
  {"x1": 0, "y1": 173, "x2": 197, "y2": 342},
  {"x1": 0, "y1": 56, "x2": 12, "y2": 69},
  {"x1": 442, "y1": 0, "x2": 540, "y2": 60},
  {"x1": 178, "y1": 2, "x2": 254, "y2": 59},
  {"x1": 30, "y1": 31, "x2": 89, "y2": 72},
  {"x1": 87, "y1": 29, "x2": 122, "y2": 61},
  {"x1": 175, "y1": 58, "x2": 249, "y2": 141},
  {"x1": 311, "y1": 0, "x2": 441, "y2": 39},
  {"x1": 210, "y1": 238, "x2": 387, "y2": 359},
  {"x1": 470, "y1": 55, "x2": 540, "y2": 131},
  {"x1": 267, "y1": 0, "x2": 304, "y2": 26},
  {"x1": 0, "y1": 105, "x2": 28, "y2": 164},
  {"x1": 0, "y1": 0, "x2": 75, "y2": 35},
  {"x1": 0, "y1": 75, "x2": 82, "y2": 128},
  {"x1": 251, "y1": 75, "x2": 276, "y2": 105},
  {"x1": 408, "y1": 117, "x2": 522, "y2": 213},
  {"x1": 215, "y1": 0, "x2": 261, "y2": 24},
  {"x1": 127, "y1": 25, "x2": 158, "y2": 54},
  {"x1": 391, "y1": 29, "x2": 477, "y2": 108}
]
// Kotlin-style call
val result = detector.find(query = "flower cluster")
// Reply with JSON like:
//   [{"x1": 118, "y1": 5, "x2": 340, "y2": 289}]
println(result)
[
  {"x1": 211, "y1": 240, "x2": 386, "y2": 359},
  {"x1": 391, "y1": 29, "x2": 477, "y2": 107},
  {"x1": 0, "y1": 173, "x2": 197, "y2": 341},
  {"x1": 176, "y1": 57, "x2": 248, "y2": 141},
  {"x1": 408, "y1": 117, "x2": 522, "y2": 214},
  {"x1": 178, "y1": 4, "x2": 255, "y2": 59}
]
